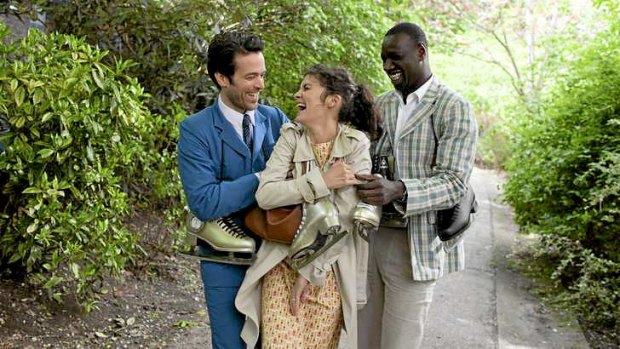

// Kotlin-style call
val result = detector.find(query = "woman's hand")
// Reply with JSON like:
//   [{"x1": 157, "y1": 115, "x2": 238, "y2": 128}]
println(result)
[
  {"x1": 322, "y1": 159, "x2": 359, "y2": 190},
  {"x1": 289, "y1": 274, "x2": 311, "y2": 316}
]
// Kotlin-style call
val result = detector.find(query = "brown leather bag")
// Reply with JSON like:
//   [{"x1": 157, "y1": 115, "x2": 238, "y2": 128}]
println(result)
[
  {"x1": 245, "y1": 160, "x2": 308, "y2": 244},
  {"x1": 244, "y1": 204, "x2": 302, "y2": 244}
]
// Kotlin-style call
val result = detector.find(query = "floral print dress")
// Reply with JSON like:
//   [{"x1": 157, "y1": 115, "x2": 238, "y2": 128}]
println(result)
[{"x1": 260, "y1": 140, "x2": 343, "y2": 349}]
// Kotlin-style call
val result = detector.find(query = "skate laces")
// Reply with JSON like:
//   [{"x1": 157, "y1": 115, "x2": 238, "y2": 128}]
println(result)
[
  {"x1": 292, "y1": 207, "x2": 308, "y2": 240},
  {"x1": 216, "y1": 217, "x2": 246, "y2": 238}
]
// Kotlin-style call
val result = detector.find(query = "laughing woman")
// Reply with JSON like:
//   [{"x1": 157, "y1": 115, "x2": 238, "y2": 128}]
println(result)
[{"x1": 235, "y1": 64, "x2": 382, "y2": 348}]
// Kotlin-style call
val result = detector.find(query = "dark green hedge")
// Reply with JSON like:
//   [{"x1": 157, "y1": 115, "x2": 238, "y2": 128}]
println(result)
[{"x1": 0, "y1": 25, "x2": 164, "y2": 310}]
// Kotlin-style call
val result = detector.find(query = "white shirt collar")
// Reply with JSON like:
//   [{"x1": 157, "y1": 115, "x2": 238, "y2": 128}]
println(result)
[
  {"x1": 393, "y1": 74, "x2": 434, "y2": 149},
  {"x1": 218, "y1": 95, "x2": 255, "y2": 125},
  {"x1": 396, "y1": 74, "x2": 434, "y2": 105}
]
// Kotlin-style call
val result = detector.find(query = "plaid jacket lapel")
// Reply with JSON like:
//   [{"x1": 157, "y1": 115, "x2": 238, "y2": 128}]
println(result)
[
  {"x1": 397, "y1": 79, "x2": 441, "y2": 142},
  {"x1": 374, "y1": 92, "x2": 398, "y2": 157}
]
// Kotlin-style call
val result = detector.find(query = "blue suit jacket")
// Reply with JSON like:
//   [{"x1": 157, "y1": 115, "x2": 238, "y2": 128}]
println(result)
[{"x1": 178, "y1": 100, "x2": 289, "y2": 222}]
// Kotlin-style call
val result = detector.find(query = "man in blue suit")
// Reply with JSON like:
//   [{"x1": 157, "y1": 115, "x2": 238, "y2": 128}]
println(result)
[{"x1": 177, "y1": 31, "x2": 289, "y2": 349}]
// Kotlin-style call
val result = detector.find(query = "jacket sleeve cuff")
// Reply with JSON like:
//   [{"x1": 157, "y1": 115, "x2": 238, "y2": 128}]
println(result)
[{"x1": 295, "y1": 167, "x2": 330, "y2": 202}]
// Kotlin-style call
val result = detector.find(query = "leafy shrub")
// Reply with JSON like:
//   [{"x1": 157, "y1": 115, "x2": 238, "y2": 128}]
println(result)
[
  {"x1": 254, "y1": 0, "x2": 392, "y2": 114},
  {"x1": 41, "y1": 0, "x2": 392, "y2": 117},
  {"x1": 529, "y1": 236, "x2": 619, "y2": 342},
  {"x1": 503, "y1": 6, "x2": 620, "y2": 337},
  {"x1": 504, "y1": 24, "x2": 620, "y2": 261},
  {"x1": 0, "y1": 25, "x2": 157, "y2": 310},
  {"x1": 43, "y1": 0, "x2": 221, "y2": 115},
  {"x1": 39, "y1": 0, "x2": 210, "y2": 219}
]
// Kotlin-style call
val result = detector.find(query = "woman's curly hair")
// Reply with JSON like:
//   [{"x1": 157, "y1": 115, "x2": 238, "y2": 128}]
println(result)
[{"x1": 305, "y1": 64, "x2": 383, "y2": 141}]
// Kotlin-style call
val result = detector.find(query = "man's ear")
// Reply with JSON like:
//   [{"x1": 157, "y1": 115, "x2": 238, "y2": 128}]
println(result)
[
  {"x1": 215, "y1": 72, "x2": 229, "y2": 88},
  {"x1": 417, "y1": 43, "x2": 428, "y2": 62}
]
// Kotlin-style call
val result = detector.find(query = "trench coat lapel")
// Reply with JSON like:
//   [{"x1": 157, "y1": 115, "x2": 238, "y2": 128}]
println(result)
[
  {"x1": 330, "y1": 125, "x2": 354, "y2": 159},
  {"x1": 293, "y1": 124, "x2": 316, "y2": 163},
  {"x1": 291, "y1": 124, "x2": 355, "y2": 164}
]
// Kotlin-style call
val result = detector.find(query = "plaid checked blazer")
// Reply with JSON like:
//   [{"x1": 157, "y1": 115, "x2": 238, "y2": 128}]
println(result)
[{"x1": 374, "y1": 77, "x2": 478, "y2": 281}]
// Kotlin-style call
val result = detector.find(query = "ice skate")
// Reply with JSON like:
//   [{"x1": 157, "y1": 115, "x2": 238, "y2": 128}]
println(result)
[
  {"x1": 352, "y1": 202, "x2": 382, "y2": 242},
  {"x1": 181, "y1": 211, "x2": 256, "y2": 265},
  {"x1": 288, "y1": 197, "x2": 346, "y2": 270},
  {"x1": 438, "y1": 185, "x2": 479, "y2": 252}
]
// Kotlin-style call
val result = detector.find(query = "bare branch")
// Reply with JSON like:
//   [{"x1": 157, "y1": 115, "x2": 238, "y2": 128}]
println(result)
[
  {"x1": 454, "y1": 47, "x2": 526, "y2": 98},
  {"x1": 491, "y1": 29, "x2": 524, "y2": 93}
]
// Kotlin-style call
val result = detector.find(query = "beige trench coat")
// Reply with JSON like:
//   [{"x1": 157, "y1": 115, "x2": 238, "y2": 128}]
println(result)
[{"x1": 235, "y1": 122, "x2": 371, "y2": 349}]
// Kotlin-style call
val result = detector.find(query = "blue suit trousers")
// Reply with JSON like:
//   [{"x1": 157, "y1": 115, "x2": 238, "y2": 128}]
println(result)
[{"x1": 200, "y1": 258, "x2": 248, "y2": 349}]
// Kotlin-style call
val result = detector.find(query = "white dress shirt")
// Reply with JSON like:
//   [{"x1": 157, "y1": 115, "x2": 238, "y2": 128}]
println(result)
[
  {"x1": 218, "y1": 95, "x2": 255, "y2": 142},
  {"x1": 394, "y1": 75, "x2": 434, "y2": 142},
  {"x1": 218, "y1": 96, "x2": 259, "y2": 178}
]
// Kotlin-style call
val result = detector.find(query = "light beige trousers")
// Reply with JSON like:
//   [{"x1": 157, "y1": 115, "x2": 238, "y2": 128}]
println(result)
[{"x1": 358, "y1": 227, "x2": 437, "y2": 349}]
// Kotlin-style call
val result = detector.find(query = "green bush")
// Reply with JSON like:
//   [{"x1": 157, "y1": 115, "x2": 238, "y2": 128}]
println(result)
[
  {"x1": 0, "y1": 25, "x2": 157, "y2": 310},
  {"x1": 504, "y1": 28, "x2": 620, "y2": 261},
  {"x1": 43, "y1": 0, "x2": 222, "y2": 115},
  {"x1": 529, "y1": 235, "x2": 619, "y2": 341},
  {"x1": 503, "y1": 8, "x2": 619, "y2": 337},
  {"x1": 41, "y1": 0, "x2": 392, "y2": 117},
  {"x1": 40, "y1": 1, "x2": 208, "y2": 217}
]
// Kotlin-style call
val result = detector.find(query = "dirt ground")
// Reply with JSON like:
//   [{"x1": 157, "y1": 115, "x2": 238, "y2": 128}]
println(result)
[
  {"x1": 0, "y1": 255, "x2": 208, "y2": 349},
  {"x1": 0, "y1": 211, "x2": 211, "y2": 349}
]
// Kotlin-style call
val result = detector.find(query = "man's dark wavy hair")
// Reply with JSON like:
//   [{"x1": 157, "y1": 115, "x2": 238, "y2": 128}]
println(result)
[{"x1": 207, "y1": 31, "x2": 264, "y2": 89}]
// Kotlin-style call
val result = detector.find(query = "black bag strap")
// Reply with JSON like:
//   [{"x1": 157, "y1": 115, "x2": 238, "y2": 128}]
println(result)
[{"x1": 430, "y1": 113, "x2": 439, "y2": 167}]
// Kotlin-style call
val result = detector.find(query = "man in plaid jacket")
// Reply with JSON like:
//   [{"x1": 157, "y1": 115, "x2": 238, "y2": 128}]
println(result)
[{"x1": 356, "y1": 22, "x2": 478, "y2": 349}]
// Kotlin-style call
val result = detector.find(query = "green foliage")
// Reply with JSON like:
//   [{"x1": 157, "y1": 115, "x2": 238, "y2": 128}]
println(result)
[
  {"x1": 40, "y1": 0, "x2": 208, "y2": 239},
  {"x1": 399, "y1": 1, "x2": 602, "y2": 169},
  {"x1": 252, "y1": 0, "x2": 393, "y2": 114},
  {"x1": 42, "y1": 0, "x2": 393, "y2": 117},
  {"x1": 503, "y1": 9, "x2": 620, "y2": 336},
  {"x1": 43, "y1": 0, "x2": 221, "y2": 115},
  {"x1": 0, "y1": 25, "x2": 158, "y2": 309},
  {"x1": 0, "y1": 0, "x2": 45, "y2": 16},
  {"x1": 504, "y1": 27, "x2": 620, "y2": 258},
  {"x1": 524, "y1": 236, "x2": 619, "y2": 341}
]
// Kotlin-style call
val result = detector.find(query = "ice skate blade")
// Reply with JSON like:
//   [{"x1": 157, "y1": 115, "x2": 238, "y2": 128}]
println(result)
[
  {"x1": 179, "y1": 249, "x2": 255, "y2": 266},
  {"x1": 441, "y1": 230, "x2": 466, "y2": 252},
  {"x1": 289, "y1": 231, "x2": 347, "y2": 270},
  {"x1": 354, "y1": 221, "x2": 378, "y2": 242},
  {"x1": 187, "y1": 231, "x2": 255, "y2": 254}
]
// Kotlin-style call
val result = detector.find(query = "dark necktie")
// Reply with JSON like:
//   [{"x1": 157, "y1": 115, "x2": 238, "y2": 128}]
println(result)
[{"x1": 242, "y1": 113, "x2": 253, "y2": 151}]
